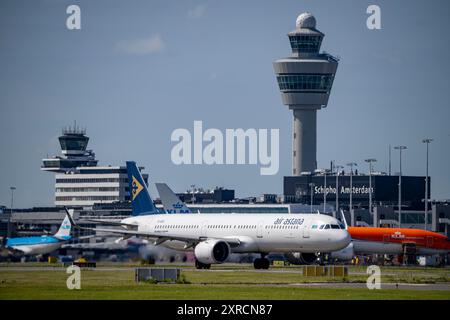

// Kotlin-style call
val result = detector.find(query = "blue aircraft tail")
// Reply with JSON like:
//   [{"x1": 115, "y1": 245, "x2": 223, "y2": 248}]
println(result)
[
  {"x1": 126, "y1": 161, "x2": 159, "y2": 216},
  {"x1": 54, "y1": 209, "x2": 73, "y2": 240}
]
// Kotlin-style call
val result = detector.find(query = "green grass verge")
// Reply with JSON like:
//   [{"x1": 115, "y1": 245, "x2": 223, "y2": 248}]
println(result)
[{"x1": 0, "y1": 268, "x2": 449, "y2": 300}]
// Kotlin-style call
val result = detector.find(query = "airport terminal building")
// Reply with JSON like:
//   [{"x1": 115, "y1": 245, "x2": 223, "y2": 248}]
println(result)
[
  {"x1": 41, "y1": 125, "x2": 148, "y2": 207},
  {"x1": 284, "y1": 174, "x2": 430, "y2": 210}
]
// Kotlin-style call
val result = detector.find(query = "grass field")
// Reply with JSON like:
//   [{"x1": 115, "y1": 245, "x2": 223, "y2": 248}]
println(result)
[{"x1": 0, "y1": 263, "x2": 449, "y2": 300}]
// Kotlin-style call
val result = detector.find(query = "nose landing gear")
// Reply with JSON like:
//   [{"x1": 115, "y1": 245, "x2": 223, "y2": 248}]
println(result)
[{"x1": 253, "y1": 254, "x2": 270, "y2": 269}]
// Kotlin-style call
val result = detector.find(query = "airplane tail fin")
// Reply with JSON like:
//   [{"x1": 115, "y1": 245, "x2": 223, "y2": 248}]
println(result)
[
  {"x1": 155, "y1": 183, "x2": 192, "y2": 214},
  {"x1": 54, "y1": 209, "x2": 73, "y2": 239},
  {"x1": 126, "y1": 161, "x2": 159, "y2": 216}
]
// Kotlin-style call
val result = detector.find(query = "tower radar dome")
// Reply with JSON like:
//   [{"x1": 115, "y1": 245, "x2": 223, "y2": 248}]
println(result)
[{"x1": 295, "y1": 12, "x2": 316, "y2": 29}]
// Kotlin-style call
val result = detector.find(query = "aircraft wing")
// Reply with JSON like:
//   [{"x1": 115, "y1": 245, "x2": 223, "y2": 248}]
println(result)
[
  {"x1": 75, "y1": 234, "x2": 97, "y2": 240},
  {"x1": 81, "y1": 219, "x2": 138, "y2": 228},
  {"x1": 64, "y1": 208, "x2": 240, "y2": 248}
]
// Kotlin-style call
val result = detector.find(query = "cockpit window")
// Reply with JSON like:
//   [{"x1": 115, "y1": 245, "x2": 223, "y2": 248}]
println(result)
[
  {"x1": 311, "y1": 225, "x2": 318, "y2": 229},
  {"x1": 339, "y1": 223, "x2": 346, "y2": 229},
  {"x1": 324, "y1": 224, "x2": 331, "y2": 229},
  {"x1": 319, "y1": 225, "x2": 325, "y2": 229},
  {"x1": 331, "y1": 224, "x2": 340, "y2": 229}
]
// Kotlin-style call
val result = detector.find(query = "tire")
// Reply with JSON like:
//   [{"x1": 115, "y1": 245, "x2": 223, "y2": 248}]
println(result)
[
  {"x1": 261, "y1": 258, "x2": 270, "y2": 269},
  {"x1": 253, "y1": 258, "x2": 262, "y2": 269}
]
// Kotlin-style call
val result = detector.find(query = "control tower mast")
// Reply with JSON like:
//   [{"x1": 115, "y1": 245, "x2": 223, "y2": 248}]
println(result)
[{"x1": 273, "y1": 13, "x2": 339, "y2": 175}]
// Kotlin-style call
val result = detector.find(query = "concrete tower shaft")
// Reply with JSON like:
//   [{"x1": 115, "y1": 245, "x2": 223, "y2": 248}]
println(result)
[
  {"x1": 273, "y1": 12, "x2": 338, "y2": 175},
  {"x1": 293, "y1": 108, "x2": 317, "y2": 174}
]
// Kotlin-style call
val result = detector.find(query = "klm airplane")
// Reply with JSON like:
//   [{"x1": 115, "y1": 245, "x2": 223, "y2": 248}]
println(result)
[
  {"x1": 155, "y1": 183, "x2": 192, "y2": 214},
  {"x1": 5, "y1": 210, "x2": 74, "y2": 256}
]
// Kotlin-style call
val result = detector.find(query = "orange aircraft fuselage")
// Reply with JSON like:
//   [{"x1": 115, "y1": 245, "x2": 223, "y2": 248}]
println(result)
[{"x1": 347, "y1": 227, "x2": 450, "y2": 255}]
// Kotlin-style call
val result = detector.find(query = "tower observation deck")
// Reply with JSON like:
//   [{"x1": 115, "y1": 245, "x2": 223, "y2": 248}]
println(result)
[
  {"x1": 273, "y1": 13, "x2": 339, "y2": 175},
  {"x1": 41, "y1": 124, "x2": 98, "y2": 172}
]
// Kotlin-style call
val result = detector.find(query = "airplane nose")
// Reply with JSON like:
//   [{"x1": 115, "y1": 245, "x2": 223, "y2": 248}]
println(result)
[
  {"x1": 329, "y1": 230, "x2": 351, "y2": 251},
  {"x1": 339, "y1": 230, "x2": 351, "y2": 249}
]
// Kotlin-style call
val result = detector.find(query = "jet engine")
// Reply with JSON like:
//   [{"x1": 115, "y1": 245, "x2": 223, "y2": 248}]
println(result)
[
  {"x1": 284, "y1": 252, "x2": 317, "y2": 265},
  {"x1": 194, "y1": 240, "x2": 230, "y2": 264}
]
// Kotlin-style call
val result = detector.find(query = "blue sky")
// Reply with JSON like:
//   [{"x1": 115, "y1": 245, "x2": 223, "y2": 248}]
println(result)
[{"x1": 1, "y1": 0, "x2": 449, "y2": 207}]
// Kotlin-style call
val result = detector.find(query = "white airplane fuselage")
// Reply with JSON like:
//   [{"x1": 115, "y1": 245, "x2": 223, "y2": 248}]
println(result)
[{"x1": 121, "y1": 213, "x2": 350, "y2": 254}]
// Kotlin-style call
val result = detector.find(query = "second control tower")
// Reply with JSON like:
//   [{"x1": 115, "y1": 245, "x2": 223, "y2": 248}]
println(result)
[{"x1": 273, "y1": 13, "x2": 338, "y2": 175}]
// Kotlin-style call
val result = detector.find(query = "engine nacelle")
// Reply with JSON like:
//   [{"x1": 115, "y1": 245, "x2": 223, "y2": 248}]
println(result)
[
  {"x1": 330, "y1": 242, "x2": 354, "y2": 261},
  {"x1": 194, "y1": 240, "x2": 230, "y2": 264},
  {"x1": 284, "y1": 252, "x2": 317, "y2": 265}
]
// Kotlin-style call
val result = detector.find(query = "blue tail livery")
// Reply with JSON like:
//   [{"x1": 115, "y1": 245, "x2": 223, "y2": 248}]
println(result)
[
  {"x1": 4, "y1": 209, "x2": 74, "y2": 255},
  {"x1": 126, "y1": 161, "x2": 159, "y2": 216}
]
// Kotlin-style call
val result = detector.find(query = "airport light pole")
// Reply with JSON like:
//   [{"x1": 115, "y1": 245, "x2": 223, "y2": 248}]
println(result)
[
  {"x1": 346, "y1": 163, "x2": 357, "y2": 226},
  {"x1": 8, "y1": 186, "x2": 16, "y2": 238},
  {"x1": 309, "y1": 182, "x2": 315, "y2": 213},
  {"x1": 315, "y1": 169, "x2": 330, "y2": 213},
  {"x1": 365, "y1": 159, "x2": 377, "y2": 214},
  {"x1": 334, "y1": 165, "x2": 344, "y2": 216},
  {"x1": 190, "y1": 184, "x2": 196, "y2": 204},
  {"x1": 394, "y1": 146, "x2": 407, "y2": 227},
  {"x1": 323, "y1": 171, "x2": 326, "y2": 213},
  {"x1": 422, "y1": 139, "x2": 433, "y2": 230}
]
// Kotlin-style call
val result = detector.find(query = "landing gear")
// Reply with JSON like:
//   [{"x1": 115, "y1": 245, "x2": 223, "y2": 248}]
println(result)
[
  {"x1": 253, "y1": 254, "x2": 270, "y2": 269},
  {"x1": 195, "y1": 259, "x2": 211, "y2": 270}
]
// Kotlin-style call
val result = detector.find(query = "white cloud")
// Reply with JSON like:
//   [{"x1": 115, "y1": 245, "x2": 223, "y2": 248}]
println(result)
[
  {"x1": 117, "y1": 34, "x2": 165, "y2": 55},
  {"x1": 188, "y1": 4, "x2": 207, "y2": 19}
]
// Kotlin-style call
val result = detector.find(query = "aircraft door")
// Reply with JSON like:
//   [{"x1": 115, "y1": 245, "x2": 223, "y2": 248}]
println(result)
[
  {"x1": 257, "y1": 221, "x2": 264, "y2": 238},
  {"x1": 302, "y1": 220, "x2": 310, "y2": 238},
  {"x1": 201, "y1": 221, "x2": 208, "y2": 238}
]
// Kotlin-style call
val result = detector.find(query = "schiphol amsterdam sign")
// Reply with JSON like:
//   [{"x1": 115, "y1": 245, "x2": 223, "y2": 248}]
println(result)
[{"x1": 314, "y1": 185, "x2": 374, "y2": 195}]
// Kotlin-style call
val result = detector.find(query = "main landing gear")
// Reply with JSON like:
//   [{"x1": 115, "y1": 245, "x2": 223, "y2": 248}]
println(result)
[
  {"x1": 195, "y1": 259, "x2": 211, "y2": 270},
  {"x1": 253, "y1": 254, "x2": 270, "y2": 269}
]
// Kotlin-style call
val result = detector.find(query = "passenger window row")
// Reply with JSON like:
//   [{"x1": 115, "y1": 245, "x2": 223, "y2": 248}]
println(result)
[
  {"x1": 264, "y1": 225, "x2": 300, "y2": 229},
  {"x1": 155, "y1": 225, "x2": 199, "y2": 229}
]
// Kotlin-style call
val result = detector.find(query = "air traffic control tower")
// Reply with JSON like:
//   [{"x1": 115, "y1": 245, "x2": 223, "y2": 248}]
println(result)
[{"x1": 273, "y1": 13, "x2": 339, "y2": 175}]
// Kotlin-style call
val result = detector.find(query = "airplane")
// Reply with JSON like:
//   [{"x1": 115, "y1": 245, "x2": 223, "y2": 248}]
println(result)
[
  {"x1": 65, "y1": 161, "x2": 351, "y2": 270},
  {"x1": 155, "y1": 181, "x2": 340, "y2": 265},
  {"x1": 331, "y1": 210, "x2": 450, "y2": 261},
  {"x1": 155, "y1": 183, "x2": 192, "y2": 214},
  {"x1": 4, "y1": 209, "x2": 75, "y2": 256}
]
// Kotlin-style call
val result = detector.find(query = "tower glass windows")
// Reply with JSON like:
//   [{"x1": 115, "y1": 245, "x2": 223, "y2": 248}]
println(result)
[
  {"x1": 58, "y1": 136, "x2": 88, "y2": 151},
  {"x1": 289, "y1": 35, "x2": 322, "y2": 53},
  {"x1": 276, "y1": 74, "x2": 334, "y2": 91}
]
